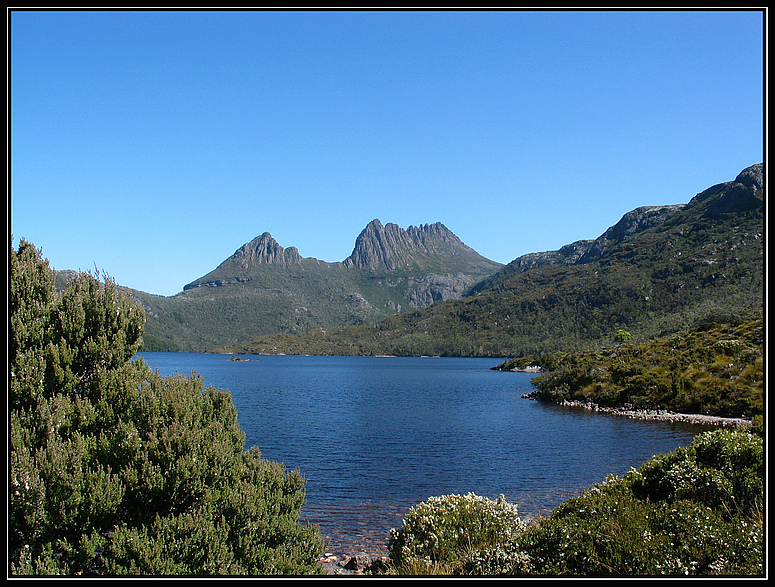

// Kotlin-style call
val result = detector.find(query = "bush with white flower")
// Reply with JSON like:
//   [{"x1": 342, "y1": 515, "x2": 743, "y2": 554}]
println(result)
[{"x1": 388, "y1": 492, "x2": 529, "y2": 574}]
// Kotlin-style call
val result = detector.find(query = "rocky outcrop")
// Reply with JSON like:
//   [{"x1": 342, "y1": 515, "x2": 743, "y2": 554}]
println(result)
[
  {"x1": 470, "y1": 163, "x2": 763, "y2": 297},
  {"x1": 502, "y1": 239, "x2": 595, "y2": 273},
  {"x1": 685, "y1": 163, "x2": 764, "y2": 217},
  {"x1": 339, "y1": 220, "x2": 503, "y2": 309},
  {"x1": 183, "y1": 233, "x2": 306, "y2": 290},
  {"x1": 344, "y1": 220, "x2": 419, "y2": 272},
  {"x1": 401, "y1": 273, "x2": 489, "y2": 306},
  {"x1": 734, "y1": 163, "x2": 764, "y2": 191},
  {"x1": 227, "y1": 232, "x2": 304, "y2": 269},
  {"x1": 576, "y1": 204, "x2": 685, "y2": 264},
  {"x1": 343, "y1": 219, "x2": 500, "y2": 274},
  {"x1": 492, "y1": 204, "x2": 686, "y2": 278}
]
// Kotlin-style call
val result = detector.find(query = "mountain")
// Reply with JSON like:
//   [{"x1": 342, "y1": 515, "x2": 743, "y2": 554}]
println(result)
[
  {"x1": 468, "y1": 204, "x2": 686, "y2": 293},
  {"x1": 226, "y1": 163, "x2": 764, "y2": 358},
  {"x1": 344, "y1": 220, "x2": 497, "y2": 273},
  {"x1": 134, "y1": 221, "x2": 503, "y2": 351}
]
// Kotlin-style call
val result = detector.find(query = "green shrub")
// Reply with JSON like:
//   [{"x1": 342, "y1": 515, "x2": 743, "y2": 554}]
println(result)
[
  {"x1": 522, "y1": 475, "x2": 654, "y2": 575},
  {"x1": 527, "y1": 321, "x2": 763, "y2": 418},
  {"x1": 523, "y1": 429, "x2": 764, "y2": 576},
  {"x1": 387, "y1": 493, "x2": 529, "y2": 575},
  {"x1": 385, "y1": 430, "x2": 764, "y2": 576},
  {"x1": 9, "y1": 240, "x2": 325, "y2": 575},
  {"x1": 631, "y1": 429, "x2": 763, "y2": 518}
]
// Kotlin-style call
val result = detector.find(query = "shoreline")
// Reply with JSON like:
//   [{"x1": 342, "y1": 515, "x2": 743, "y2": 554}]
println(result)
[
  {"x1": 319, "y1": 552, "x2": 389, "y2": 575},
  {"x1": 317, "y1": 400, "x2": 752, "y2": 574},
  {"x1": 528, "y1": 396, "x2": 752, "y2": 428}
]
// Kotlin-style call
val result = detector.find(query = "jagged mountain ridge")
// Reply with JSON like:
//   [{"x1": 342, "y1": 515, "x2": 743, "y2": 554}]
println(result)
[
  {"x1": 185, "y1": 219, "x2": 498, "y2": 288},
  {"x1": 137, "y1": 220, "x2": 503, "y2": 351},
  {"x1": 343, "y1": 219, "x2": 496, "y2": 273},
  {"x1": 183, "y1": 232, "x2": 318, "y2": 289},
  {"x1": 226, "y1": 163, "x2": 764, "y2": 357}
]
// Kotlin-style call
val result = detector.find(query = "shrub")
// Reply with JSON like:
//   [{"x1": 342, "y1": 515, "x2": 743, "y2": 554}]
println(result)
[
  {"x1": 387, "y1": 493, "x2": 529, "y2": 575},
  {"x1": 527, "y1": 321, "x2": 763, "y2": 418},
  {"x1": 630, "y1": 429, "x2": 763, "y2": 517},
  {"x1": 523, "y1": 429, "x2": 763, "y2": 576},
  {"x1": 522, "y1": 475, "x2": 654, "y2": 575},
  {"x1": 387, "y1": 430, "x2": 764, "y2": 576},
  {"x1": 9, "y1": 240, "x2": 325, "y2": 575}
]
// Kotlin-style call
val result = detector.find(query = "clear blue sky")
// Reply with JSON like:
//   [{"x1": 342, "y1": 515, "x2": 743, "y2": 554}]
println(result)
[{"x1": 10, "y1": 10, "x2": 764, "y2": 296}]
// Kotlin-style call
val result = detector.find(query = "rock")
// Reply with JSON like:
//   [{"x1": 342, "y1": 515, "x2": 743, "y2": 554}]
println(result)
[
  {"x1": 227, "y1": 232, "x2": 303, "y2": 269},
  {"x1": 343, "y1": 555, "x2": 372, "y2": 570},
  {"x1": 343, "y1": 219, "x2": 501, "y2": 275},
  {"x1": 735, "y1": 163, "x2": 764, "y2": 191},
  {"x1": 342, "y1": 555, "x2": 390, "y2": 573},
  {"x1": 576, "y1": 204, "x2": 685, "y2": 264}
]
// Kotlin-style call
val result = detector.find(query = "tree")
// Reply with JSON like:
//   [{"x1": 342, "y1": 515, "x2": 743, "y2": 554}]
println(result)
[
  {"x1": 614, "y1": 329, "x2": 632, "y2": 346},
  {"x1": 9, "y1": 239, "x2": 325, "y2": 575}
]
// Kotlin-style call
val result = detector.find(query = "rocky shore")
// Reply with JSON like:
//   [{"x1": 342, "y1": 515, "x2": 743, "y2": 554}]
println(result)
[
  {"x1": 319, "y1": 552, "x2": 390, "y2": 575},
  {"x1": 524, "y1": 395, "x2": 752, "y2": 428}
]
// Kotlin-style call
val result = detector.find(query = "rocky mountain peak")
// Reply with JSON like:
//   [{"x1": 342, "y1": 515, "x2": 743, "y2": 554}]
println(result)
[
  {"x1": 686, "y1": 163, "x2": 763, "y2": 216},
  {"x1": 735, "y1": 163, "x2": 763, "y2": 191},
  {"x1": 575, "y1": 204, "x2": 686, "y2": 264},
  {"x1": 182, "y1": 232, "x2": 304, "y2": 290},
  {"x1": 343, "y1": 219, "x2": 485, "y2": 272},
  {"x1": 228, "y1": 232, "x2": 303, "y2": 269}
]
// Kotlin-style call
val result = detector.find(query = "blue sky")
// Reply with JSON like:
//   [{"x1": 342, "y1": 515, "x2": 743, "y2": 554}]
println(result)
[{"x1": 10, "y1": 10, "x2": 764, "y2": 297}]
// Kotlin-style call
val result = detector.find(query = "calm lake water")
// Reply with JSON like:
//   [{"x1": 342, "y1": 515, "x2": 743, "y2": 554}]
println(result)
[{"x1": 137, "y1": 352, "x2": 713, "y2": 556}]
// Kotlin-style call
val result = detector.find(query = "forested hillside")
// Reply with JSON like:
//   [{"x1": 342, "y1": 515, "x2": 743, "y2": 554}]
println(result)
[
  {"x1": 222, "y1": 164, "x2": 764, "y2": 358},
  {"x1": 131, "y1": 221, "x2": 502, "y2": 351}
]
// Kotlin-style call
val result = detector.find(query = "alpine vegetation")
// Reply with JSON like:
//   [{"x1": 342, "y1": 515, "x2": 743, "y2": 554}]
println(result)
[{"x1": 10, "y1": 239, "x2": 325, "y2": 576}]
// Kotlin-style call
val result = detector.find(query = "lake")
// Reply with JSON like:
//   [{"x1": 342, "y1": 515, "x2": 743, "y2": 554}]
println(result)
[{"x1": 137, "y1": 352, "x2": 713, "y2": 556}]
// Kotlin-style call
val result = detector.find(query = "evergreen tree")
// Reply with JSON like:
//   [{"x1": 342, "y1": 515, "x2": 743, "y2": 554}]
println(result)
[{"x1": 9, "y1": 239, "x2": 325, "y2": 575}]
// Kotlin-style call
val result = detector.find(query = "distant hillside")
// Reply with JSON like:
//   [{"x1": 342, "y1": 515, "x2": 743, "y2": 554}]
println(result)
[
  {"x1": 224, "y1": 164, "x2": 764, "y2": 358},
  {"x1": 132, "y1": 220, "x2": 502, "y2": 351}
]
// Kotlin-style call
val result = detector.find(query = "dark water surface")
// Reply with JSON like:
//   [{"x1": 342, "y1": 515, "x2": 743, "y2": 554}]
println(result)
[{"x1": 137, "y1": 352, "x2": 712, "y2": 555}]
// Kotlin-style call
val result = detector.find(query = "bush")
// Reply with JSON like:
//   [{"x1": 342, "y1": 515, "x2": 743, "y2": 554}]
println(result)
[
  {"x1": 526, "y1": 321, "x2": 763, "y2": 418},
  {"x1": 523, "y1": 429, "x2": 764, "y2": 576},
  {"x1": 387, "y1": 493, "x2": 529, "y2": 575},
  {"x1": 383, "y1": 429, "x2": 764, "y2": 576},
  {"x1": 9, "y1": 239, "x2": 325, "y2": 575},
  {"x1": 522, "y1": 475, "x2": 654, "y2": 575}
]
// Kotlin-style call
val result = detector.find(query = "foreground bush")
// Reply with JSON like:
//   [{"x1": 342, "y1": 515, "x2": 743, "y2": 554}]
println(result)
[
  {"x1": 10, "y1": 239, "x2": 325, "y2": 575},
  {"x1": 523, "y1": 428, "x2": 763, "y2": 576},
  {"x1": 386, "y1": 492, "x2": 529, "y2": 575},
  {"x1": 385, "y1": 429, "x2": 763, "y2": 576}
]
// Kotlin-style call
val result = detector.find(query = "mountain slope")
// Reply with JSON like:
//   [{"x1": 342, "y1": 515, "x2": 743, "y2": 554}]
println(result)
[
  {"x1": 227, "y1": 164, "x2": 763, "y2": 358},
  {"x1": 135, "y1": 221, "x2": 502, "y2": 351},
  {"x1": 344, "y1": 220, "x2": 497, "y2": 274}
]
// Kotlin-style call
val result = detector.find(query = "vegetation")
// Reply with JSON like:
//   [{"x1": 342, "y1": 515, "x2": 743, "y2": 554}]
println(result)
[
  {"x1": 380, "y1": 428, "x2": 764, "y2": 576},
  {"x1": 128, "y1": 223, "x2": 502, "y2": 352},
  {"x1": 222, "y1": 166, "x2": 763, "y2": 359},
  {"x1": 386, "y1": 493, "x2": 530, "y2": 575},
  {"x1": 10, "y1": 239, "x2": 325, "y2": 576},
  {"x1": 496, "y1": 319, "x2": 763, "y2": 420}
]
